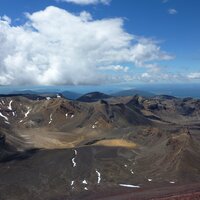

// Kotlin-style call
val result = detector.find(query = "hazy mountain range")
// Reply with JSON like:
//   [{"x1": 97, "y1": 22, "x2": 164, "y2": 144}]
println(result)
[{"x1": 1, "y1": 83, "x2": 200, "y2": 100}]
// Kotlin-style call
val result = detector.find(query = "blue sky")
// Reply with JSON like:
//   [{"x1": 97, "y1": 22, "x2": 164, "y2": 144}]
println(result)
[{"x1": 0, "y1": 0, "x2": 200, "y2": 85}]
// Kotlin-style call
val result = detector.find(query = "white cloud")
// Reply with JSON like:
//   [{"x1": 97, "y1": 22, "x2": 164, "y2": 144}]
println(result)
[
  {"x1": 79, "y1": 11, "x2": 93, "y2": 21},
  {"x1": 187, "y1": 72, "x2": 200, "y2": 80},
  {"x1": 162, "y1": 0, "x2": 169, "y2": 3},
  {"x1": 57, "y1": 0, "x2": 111, "y2": 5},
  {"x1": 145, "y1": 63, "x2": 162, "y2": 73},
  {"x1": 0, "y1": 6, "x2": 172, "y2": 85},
  {"x1": 99, "y1": 65, "x2": 129, "y2": 72},
  {"x1": 141, "y1": 72, "x2": 151, "y2": 79},
  {"x1": 122, "y1": 73, "x2": 181, "y2": 83},
  {"x1": 0, "y1": 15, "x2": 11, "y2": 24},
  {"x1": 168, "y1": 8, "x2": 178, "y2": 15}
]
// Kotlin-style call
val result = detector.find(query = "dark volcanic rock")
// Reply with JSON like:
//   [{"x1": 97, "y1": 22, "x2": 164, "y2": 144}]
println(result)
[{"x1": 0, "y1": 94, "x2": 200, "y2": 200}]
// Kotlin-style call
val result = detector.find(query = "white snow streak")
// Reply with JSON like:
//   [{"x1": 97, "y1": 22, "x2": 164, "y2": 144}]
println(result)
[
  {"x1": 49, "y1": 113, "x2": 53, "y2": 124},
  {"x1": 72, "y1": 149, "x2": 77, "y2": 167},
  {"x1": 0, "y1": 112, "x2": 8, "y2": 121},
  {"x1": 119, "y1": 184, "x2": 140, "y2": 188},
  {"x1": 8, "y1": 100, "x2": 13, "y2": 110},
  {"x1": 95, "y1": 169, "x2": 101, "y2": 184},
  {"x1": 72, "y1": 158, "x2": 76, "y2": 167},
  {"x1": 74, "y1": 149, "x2": 77, "y2": 156},
  {"x1": 170, "y1": 181, "x2": 175, "y2": 184},
  {"x1": 71, "y1": 181, "x2": 74, "y2": 186},
  {"x1": 24, "y1": 107, "x2": 32, "y2": 118}
]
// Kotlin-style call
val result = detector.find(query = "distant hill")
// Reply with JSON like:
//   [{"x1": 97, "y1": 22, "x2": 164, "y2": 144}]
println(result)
[
  {"x1": 112, "y1": 89, "x2": 155, "y2": 97},
  {"x1": 10, "y1": 90, "x2": 38, "y2": 95},
  {"x1": 154, "y1": 95, "x2": 177, "y2": 100},
  {"x1": 77, "y1": 92, "x2": 111, "y2": 102},
  {"x1": 9, "y1": 90, "x2": 82, "y2": 100},
  {"x1": 61, "y1": 91, "x2": 82, "y2": 100},
  {"x1": 0, "y1": 93, "x2": 47, "y2": 100}
]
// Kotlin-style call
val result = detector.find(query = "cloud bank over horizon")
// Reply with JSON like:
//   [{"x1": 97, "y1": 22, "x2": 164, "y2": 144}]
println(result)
[{"x1": 0, "y1": 6, "x2": 173, "y2": 86}]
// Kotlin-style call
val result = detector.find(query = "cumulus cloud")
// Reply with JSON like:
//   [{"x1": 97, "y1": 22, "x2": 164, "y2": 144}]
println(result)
[
  {"x1": 79, "y1": 11, "x2": 93, "y2": 21},
  {"x1": 168, "y1": 8, "x2": 178, "y2": 15},
  {"x1": 123, "y1": 72, "x2": 184, "y2": 83},
  {"x1": 99, "y1": 65, "x2": 129, "y2": 72},
  {"x1": 0, "y1": 6, "x2": 173, "y2": 85},
  {"x1": 0, "y1": 15, "x2": 11, "y2": 24},
  {"x1": 187, "y1": 73, "x2": 200, "y2": 80},
  {"x1": 57, "y1": 0, "x2": 111, "y2": 5}
]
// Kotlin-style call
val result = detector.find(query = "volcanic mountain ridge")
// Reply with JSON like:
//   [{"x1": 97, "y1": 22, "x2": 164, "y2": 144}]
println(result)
[{"x1": 0, "y1": 94, "x2": 200, "y2": 200}]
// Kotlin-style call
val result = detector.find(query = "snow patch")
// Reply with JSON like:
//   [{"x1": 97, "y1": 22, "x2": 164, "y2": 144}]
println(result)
[
  {"x1": 0, "y1": 112, "x2": 8, "y2": 121},
  {"x1": 92, "y1": 121, "x2": 99, "y2": 128},
  {"x1": 95, "y1": 169, "x2": 101, "y2": 184},
  {"x1": 82, "y1": 180, "x2": 87, "y2": 185},
  {"x1": 130, "y1": 169, "x2": 134, "y2": 174},
  {"x1": 72, "y1": 158, "x2": 76, "y2": 167},
  {"x1": 71, "y1": 181, "x2": 74, "y2": 186},
  {"x1": 84, "y1": 187, "x2": 88, "y2": 191},
  {"x1": 74, "y1": 149, "x2": 77, "y2": 156},
  {"x1": 119, "y1": 184, "x2": 140, "y2": 188},
  {"x1": 24, "y1": 107, "x2": 32, "y2": 118},
  {"x1": 71, "y1": 149, "x2": 77, "y2": 167},
  {"x1": 148, "y1": 179, "x2": 152, "y2": 182},
  {"x1": 71, "y1": 115, "x2": 74, "y2": 118},
  {"x1": 8, "y1": 100, "x2": 13, "y2": 110},
  {"x1": 92, "y1": 125, "x2": 97, "y2": 129},
  {"x1": 170, "y1": 181, "x2": 175, "y2": 184},
  {"x1": 49, "y1": 114, "x2": 53, "y2": 124},
  {"x1": 46, "y1": 97, "x2": 51, "y2": 100}
]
